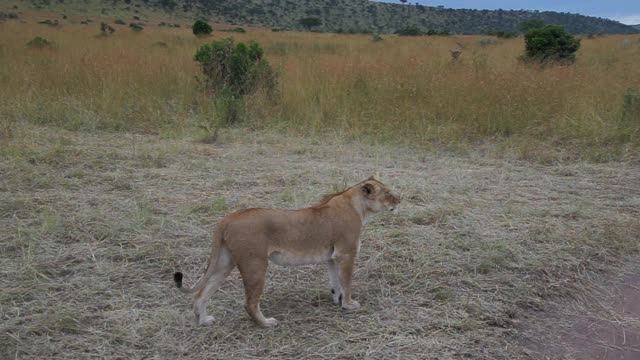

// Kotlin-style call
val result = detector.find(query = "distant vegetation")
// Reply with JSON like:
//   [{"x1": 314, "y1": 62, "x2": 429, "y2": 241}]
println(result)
[
  {"x1": 99, "y1": 22, "x2": 115, "y2": 36},
  {"x1": 129, "y1": 22, "x2": 144, "y2": 32},
  {"x1": 2, "y1": 20, "x2": 639, "y2": 161},
  {"x1": 38, "y1": 19, "x2": 59, "y2": 27},
  {"x1": 12, "y1": 0, "x2": 638, "y2": 34},
  {"x1": 522, "y1": 25, "x2": 581, "y2": 64},
  {"x1": 26, "y1": 36, "x2": 55, "y2": 49},
  {"x1": 298, "y1": 17, "x2": 322, "y2": 30},
  {"x1": 395, "y1": 26, "x2": 450, "y2": 36},
  {"x1": 0, "y1": 11, "x2": 19, "y2": 20},
  {"x1": 192, "y1": 19, "x2": 212, "y2": 36},
  {"x1": 168, "y1": 0, "x2": 638, "y2": 34}
]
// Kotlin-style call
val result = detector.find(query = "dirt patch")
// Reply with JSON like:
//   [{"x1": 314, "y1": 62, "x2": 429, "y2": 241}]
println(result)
[{"x1": 522, "y1": 261, "x2": 640, "y2": 359}]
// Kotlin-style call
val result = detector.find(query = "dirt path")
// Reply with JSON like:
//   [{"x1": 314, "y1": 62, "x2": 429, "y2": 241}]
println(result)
[{"x1": 522, "y1": 261, "x2": 640, "y2": 359}]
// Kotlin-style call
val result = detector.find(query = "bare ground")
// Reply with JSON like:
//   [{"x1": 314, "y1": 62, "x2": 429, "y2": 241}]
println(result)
[
  {"x1": 522, "y1": 260, "x2": 640, "y2": 360},
  {"x1": 1, "y1": 126, "x2": 639, "y2": 359}
]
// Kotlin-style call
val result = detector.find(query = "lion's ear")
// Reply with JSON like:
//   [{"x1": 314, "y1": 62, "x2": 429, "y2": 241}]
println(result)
[
  {"x1": 368, "y1": 175, "x2": 376, "y2": 180},
  {"x1": 362, "y1": 183, "x2": 374, "y2": 196}
]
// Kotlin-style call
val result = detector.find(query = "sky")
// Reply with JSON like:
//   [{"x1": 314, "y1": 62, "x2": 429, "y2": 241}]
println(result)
[{"x1": 384, "y1": 1, "x2": 640, "y2": 25}]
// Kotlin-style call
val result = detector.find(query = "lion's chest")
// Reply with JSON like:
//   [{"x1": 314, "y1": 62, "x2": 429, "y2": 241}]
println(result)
[{"x1": 268, "y1": 250, "x2": 332, "y2": 266}]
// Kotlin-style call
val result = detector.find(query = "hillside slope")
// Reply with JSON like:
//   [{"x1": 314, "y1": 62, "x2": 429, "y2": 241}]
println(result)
[
  {"x1": 190, "y1": 0, "x2": 638, "y2": 34},
  {"x1": 9, "y1": 0, "x2": 640, "y2": 34}
]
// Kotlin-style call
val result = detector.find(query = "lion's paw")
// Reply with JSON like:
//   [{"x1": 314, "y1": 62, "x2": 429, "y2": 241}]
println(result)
[
  {"x1": 342, "y1": 300, "x2": 360, "y2": 312},
  {"x1": 199, "y1": 316, "x2": 215, "y2": 326},
  {"x1": 262, "y1": 317, "x2": 279, "y2": 328}
]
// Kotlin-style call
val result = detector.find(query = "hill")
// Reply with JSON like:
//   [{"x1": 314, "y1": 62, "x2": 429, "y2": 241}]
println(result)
[
  {"x1": 633, "y1": 24, "x2": 640, "y2": 31},
  {"x1": 5, "y1": 0, "x2": 639, "y2": 34}
]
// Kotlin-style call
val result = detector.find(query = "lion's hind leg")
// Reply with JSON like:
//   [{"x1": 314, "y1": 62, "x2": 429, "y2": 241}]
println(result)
[
  {"x1": 237, "y1": 258, "x2": 277, "y2": 327},
  {"x1": 193, "y1": 246, "x2": 235, "y2": 326}
]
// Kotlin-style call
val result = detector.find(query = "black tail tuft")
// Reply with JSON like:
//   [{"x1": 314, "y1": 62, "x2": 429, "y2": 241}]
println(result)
[{"x1": 173, "y1": 272, "x2": 183, "y2": 288}]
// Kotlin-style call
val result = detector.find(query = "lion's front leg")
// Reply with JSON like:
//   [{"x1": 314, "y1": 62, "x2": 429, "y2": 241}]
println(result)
[
  {"x1": 336, "y1": 255, "x2": 360, "y2": 311},
  {"x1": 327, "y1": 259, "x2": 343, "y2": 305}
]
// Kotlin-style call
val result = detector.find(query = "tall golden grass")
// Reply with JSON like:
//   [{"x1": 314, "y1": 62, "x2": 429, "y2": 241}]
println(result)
[{"x1": 1, "y1": 20, "x2": 639, "y2": 161}]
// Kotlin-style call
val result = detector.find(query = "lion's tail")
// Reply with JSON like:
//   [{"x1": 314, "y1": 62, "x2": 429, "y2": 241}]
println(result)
[{"x1": 174, "y1": 226, "x2": 224, "y2": 294}]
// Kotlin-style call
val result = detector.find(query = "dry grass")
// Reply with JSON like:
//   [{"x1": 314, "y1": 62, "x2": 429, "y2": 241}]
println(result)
[
  {"x1": 1, "y1": 125, "x2": 639, "y2": 358},
  {"x1": 1, "y1": 16, "x2": 640, "y2": 359},
  {"x1": 1, "y1": 20, "x2": 640, "y2": 161}
]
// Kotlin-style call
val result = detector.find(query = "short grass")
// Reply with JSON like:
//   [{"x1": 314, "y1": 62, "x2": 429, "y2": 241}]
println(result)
[{"x1": 1, "y1": 125, "x2": 639, "y2": 358}]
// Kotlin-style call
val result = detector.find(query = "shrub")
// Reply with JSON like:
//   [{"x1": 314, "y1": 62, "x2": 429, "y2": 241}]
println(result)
[
  {"x1": 100, "y1": 22, "x2": 115, "y2": 36},
  {"x1": 371, "y1": 34, "x2": 383, "y2": 42},
  {"x1": 395, "y1": 25, "x2": 421, "y2": 36},
  {"x1": 38, "y1": 19, "x2": 59, "y2": 27},
  {"x1": 194, "y1": 38, "x2": 277, "y2": 125},
  {"x1": 26, "y1": 36, "x2": 55, "y2": 49},
  {"x1": 0, "y1": 11, "x2": 19, "y2": 19},
  {"x1": 114, "y1": 18, "x2": 126, "y2": 25},
  {"x1": 194, "y1": 38, "x2": 276, "y2": 97},
  {"x1": 523, "y1": 25, "x2": 581, "y2": 64},
  {"x1": 129, "y1": 22, "x2": 144, "y2": 32},
  {"x1": 192, "y1": 19, "x2": 212, "y2": 36}
]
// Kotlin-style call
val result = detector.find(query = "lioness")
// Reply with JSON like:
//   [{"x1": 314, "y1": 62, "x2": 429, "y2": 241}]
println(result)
[{"x1": 174, "y1": 176, "x2": 400, "y2": 327}]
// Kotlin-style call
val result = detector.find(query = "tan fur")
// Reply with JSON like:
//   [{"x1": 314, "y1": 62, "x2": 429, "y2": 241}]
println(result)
[{"x1": 174, "y1": 177, "x2": 400, "y2": 327}]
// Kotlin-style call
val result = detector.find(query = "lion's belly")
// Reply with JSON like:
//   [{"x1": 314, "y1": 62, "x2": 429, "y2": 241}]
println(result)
[{"x1": 268, "y1": 250, "x2": 332, "y2": 266}]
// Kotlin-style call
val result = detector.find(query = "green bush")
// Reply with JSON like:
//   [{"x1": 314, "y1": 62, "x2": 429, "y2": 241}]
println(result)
[
  {"x1": 100, "y1": 22, "x2": 115, "y2": 36},
  {"x1": 0, "y1": 11, "x2": 19, "y2": 20},
  {"x1": 371, "y1": 34, "x2": 383, "y2": 42},
  {"x1": 194, "y1": 38, "x2": 277, "y2": 125},
  {"x1": 129, "y1": 22, "x2": 144, "y2": 32},
  {"x1": 195, "y1": 38, "x2": 276, "y2": 97},
  {"x1": 26, "y1": 36, "x2": 55, "y2": 49},
  {"x1": 192, "y1": 19, "x2": 212, "y2": 36},
  {"x1": 114, "y1": 18, "x2": 126, "y2": 25},
  {"x1": 523, "y1": 25, "x2": 581, "y2": 64}
]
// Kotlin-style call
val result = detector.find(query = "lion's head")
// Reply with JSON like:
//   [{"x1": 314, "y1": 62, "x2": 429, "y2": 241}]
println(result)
[{"x1": 360, "y1": 177, "x2": 400, "y2": 213}]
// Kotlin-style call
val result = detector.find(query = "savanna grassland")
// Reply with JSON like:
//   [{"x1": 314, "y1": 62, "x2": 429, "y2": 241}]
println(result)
[
  {"x1": 2, "y1": 20, "x2": 640, "y2": 161},
  {"x1": 1, "y1": 17, "x2": 640, "y2": 359}
]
